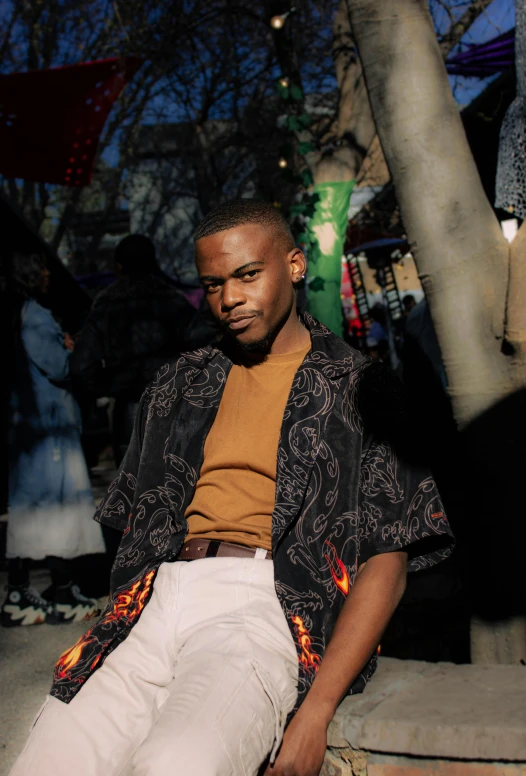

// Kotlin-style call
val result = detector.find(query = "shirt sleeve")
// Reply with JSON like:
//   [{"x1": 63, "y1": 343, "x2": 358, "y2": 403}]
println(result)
[
  {"x1": 357, "y1": 438, "x2": 454, "y2": 571},
  {"x1": 356, "y1": 361, "x2": 454, "y2": 572},
  {"x1": 22, "y1": 300, "x2": 70, "y2": 383},
  {"x1": 94, "y1": 388, "x2": 149, "y2": 532}
]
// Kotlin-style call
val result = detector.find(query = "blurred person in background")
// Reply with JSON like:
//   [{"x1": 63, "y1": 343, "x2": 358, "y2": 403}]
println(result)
[
  {"x1": 70, "y1": 234, "x2": 211, "y2": 466},
  {"x1": 366, "y1": 303, "x2": 390, "y2": 362},
  {"x1": 70, "y1": 234, "x2": 215, "y2": 564},
  {"x1": 1, "y1": 253, "x2": 104, "y2": 627},
  {"x1": 402, "y1": 294, "x2": 416, "y2": 317}
]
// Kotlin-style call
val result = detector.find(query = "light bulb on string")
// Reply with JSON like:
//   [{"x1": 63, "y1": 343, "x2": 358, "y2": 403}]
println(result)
[
  {"x1": 271, "y1": 13, "x2": 288, "y2": 29},
  {"x1": 278, "y1": 158, "x2": 288, "y2": 169},
  {"x1": 270, "y1": 7, "x2": 295, "y2": 29},
  {"x1": 279, "y1": 77, "x2": 289, "y2": 88}
]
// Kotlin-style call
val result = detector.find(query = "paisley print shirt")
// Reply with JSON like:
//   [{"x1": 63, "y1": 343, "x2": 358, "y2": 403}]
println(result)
[{"x1": 51, "y1": 314, "x2": 454, "y2": 709}]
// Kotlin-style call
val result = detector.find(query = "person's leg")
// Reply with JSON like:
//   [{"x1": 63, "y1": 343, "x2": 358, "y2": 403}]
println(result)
[
  {"x1": 7, "y1": 558, "x2": 30, "y2": 586},
  {"x1": 9, "y1": 563, "x2": 179, "y2": 776},
  {"x1": 101, "y1": 523, "x2": 122, "y2": 569},
  {"x1": 45, "y1": 556, "x2": 100, "y2": 624},
  {"x1": 131, "y1": 557, "x2": 298, "y2": 776}
]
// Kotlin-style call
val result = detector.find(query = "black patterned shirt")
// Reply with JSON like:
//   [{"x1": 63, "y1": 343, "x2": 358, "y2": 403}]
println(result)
[{"x1": 51, "y1": 314, "x2": 454, "y2": 709}]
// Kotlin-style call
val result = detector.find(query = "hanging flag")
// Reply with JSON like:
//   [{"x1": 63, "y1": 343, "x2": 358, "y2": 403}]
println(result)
[{"x1": 0, "y1": 56, "x2": 142, "y2": 187}]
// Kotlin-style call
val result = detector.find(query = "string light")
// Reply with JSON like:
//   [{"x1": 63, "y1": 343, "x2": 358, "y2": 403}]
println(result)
[
  {"x1": 278, "y1": 158, "x2": 288, "y2": 169},
  {"x1": 279, "y1": 77, "x2": 289, "y2": 88},
  {"x1": 270, "y1": 7, "x2": 295, "y2": 29},
  {"x1": 271, "y1": 13, "x2": 288, "y2": 28}
]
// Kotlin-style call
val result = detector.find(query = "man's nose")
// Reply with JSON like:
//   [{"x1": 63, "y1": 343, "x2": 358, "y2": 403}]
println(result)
[{"x1": 221, "y1": 280, "x2": 246, "y2": 311}]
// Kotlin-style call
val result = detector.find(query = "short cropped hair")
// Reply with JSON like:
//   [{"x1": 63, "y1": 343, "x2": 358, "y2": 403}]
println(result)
[
  {"x1": 11, "y1": 252, "x2": 45, "y2": 294},
  {"x1": 194, "y1": 199, "x2": 295, "y2": 250},
  {"x1": 115, "y1": 234, "x2": 158, "y2": 275}
]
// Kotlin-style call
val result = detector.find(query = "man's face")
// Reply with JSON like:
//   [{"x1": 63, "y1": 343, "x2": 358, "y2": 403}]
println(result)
[{"x1": 195, "y1": 223, "x2": 304, "y2": 352}]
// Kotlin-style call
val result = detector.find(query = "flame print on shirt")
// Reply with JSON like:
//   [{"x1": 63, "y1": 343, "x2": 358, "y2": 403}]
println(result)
[
  {"x1": 54, "y1": 630, "x2": 98, "y2": 681},
  {"x1": 323, "y1": 540, "x2": 350, "y2": 597},
  {"x1": 291, "y1": 615, "x2": 321, "y2": 673},
  {"x1": 53, "y1": 569, "x2": 156, "y2": 683}
]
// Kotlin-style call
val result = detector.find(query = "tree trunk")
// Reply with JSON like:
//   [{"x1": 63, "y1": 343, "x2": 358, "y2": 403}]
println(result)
[
  {"x1": 313, "y1": 0, "x2": 376, "y2": 185},
  {"x1": 506, "y1": 220, "x2": 526, "y2": 369},
  {"x1": 346, "y1": 0, "x2": 526, "y2": 664},
  {"x1": 346, "y1": 0, "x2": 512, "y2": 426}
]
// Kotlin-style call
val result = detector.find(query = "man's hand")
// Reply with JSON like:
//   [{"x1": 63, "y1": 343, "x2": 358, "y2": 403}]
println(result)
[{"x1": 264, "y1": 703, "x2": 330, "y2": 776}]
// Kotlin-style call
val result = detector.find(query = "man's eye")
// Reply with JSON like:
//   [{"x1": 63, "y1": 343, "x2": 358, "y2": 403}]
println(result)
[
  {"x1": 204, "y1": 283, "x2": 219, "y2": 293},
  {"x1": 242, "y1": 270, "x2": 260, "y2": 279}
]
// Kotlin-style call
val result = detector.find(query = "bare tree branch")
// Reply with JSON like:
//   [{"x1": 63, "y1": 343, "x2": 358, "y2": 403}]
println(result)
[{"x1": 438, "y1": 0, "x2": 495, "y2": 57}]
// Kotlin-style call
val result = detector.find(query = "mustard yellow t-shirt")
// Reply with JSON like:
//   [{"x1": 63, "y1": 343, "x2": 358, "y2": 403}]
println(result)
[{"x1": 185, "y1": 342, "x2": 311, "y2": 551}]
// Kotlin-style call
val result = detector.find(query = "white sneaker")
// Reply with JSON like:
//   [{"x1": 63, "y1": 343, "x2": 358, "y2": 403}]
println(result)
[{"x1": 1, "y1": 585, "x2": 51, "y2": 626}]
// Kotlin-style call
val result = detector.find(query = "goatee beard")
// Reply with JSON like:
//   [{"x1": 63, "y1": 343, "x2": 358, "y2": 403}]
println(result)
[
  {"x1": 223, "y1": 305, "x2": 294, "y2": 358},
  {"x1": 235, "y1": 330, "x2": 274, "y2": 354}
]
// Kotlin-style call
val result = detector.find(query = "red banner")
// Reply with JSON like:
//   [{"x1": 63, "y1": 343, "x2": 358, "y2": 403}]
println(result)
[{"x1": 0, "y1": 56, "x2": 142, "y2": 186}]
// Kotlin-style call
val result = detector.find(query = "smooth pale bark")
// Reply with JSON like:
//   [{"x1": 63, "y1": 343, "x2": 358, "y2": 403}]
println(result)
[
  {"x1": 313, "y1": 0, "x2": 376, "y2": 185},
  {"x1": 507, "y1": 220, "x2": 526, "y2": 370},
  {"x1": 317, "y1": 0, "x2": 495, "y2": 188},
  {"x1": 346, "y1": 0, "x2": 512, "y2": 428}
]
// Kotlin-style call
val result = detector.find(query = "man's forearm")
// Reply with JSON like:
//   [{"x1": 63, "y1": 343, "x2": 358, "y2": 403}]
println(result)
[
  {"x1": 265, "y1": 552, "x2": 408, "y2": 775},
  {"x1": 299, "y1": 551, "x2": 408, "y2": 725}
]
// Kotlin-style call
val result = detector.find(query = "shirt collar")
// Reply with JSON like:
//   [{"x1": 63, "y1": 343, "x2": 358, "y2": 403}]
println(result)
[{"x1": 178, "y1": 311, "x2": 365, "y2": 379}]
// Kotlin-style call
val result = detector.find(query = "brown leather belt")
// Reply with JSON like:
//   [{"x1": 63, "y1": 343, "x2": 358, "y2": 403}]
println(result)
[{"x1": 180, "y1": 538, "x2": 272, "y2": 561}]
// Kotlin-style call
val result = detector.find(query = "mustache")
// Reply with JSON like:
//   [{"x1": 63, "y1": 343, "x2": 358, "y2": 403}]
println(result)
[{"x1": 218, "y1": 310, "x2": 262, "y2": 329}]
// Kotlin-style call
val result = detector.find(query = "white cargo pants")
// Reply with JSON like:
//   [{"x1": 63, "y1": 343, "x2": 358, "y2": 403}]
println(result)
[{"x1": 10, "y1": 557, "x2": 299, "y2": 776}]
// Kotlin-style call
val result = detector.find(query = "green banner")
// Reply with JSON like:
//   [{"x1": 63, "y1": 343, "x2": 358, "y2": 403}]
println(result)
[{"x1": 305, "y1": 179, "x2": 355, "y2": 336}]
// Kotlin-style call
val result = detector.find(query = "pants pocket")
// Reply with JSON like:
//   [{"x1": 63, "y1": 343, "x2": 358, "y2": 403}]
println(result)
[
  {"x1": 215, "y1": 662, "x2": 276, "y2": 776},
  {"x1": 250, "y1": 661, "x2": 291, "y2": 765}
]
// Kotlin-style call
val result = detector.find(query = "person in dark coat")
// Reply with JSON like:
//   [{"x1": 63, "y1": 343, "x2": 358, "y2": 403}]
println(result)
[{"x1": 70, "y1": 235, "x2": 206, "y2": 466}]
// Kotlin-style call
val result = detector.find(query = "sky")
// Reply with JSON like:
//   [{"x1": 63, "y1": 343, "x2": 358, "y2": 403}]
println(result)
[{"x1": 447, "y1": 0, "x2": 515, "y2": 105}]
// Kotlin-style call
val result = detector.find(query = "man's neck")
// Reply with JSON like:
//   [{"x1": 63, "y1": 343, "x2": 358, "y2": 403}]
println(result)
[{"x1": 268, "y1": 314, "x2": 310, "y2": 355}]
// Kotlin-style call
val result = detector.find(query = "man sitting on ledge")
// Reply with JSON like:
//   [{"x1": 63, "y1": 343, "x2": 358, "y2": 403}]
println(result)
[{"x1": 11, "y1": 200, "x2": 454, "y2": 776}]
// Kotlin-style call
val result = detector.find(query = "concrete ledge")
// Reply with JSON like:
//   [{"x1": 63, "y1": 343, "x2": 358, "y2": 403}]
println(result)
[
  {"x1": 328, "y1": 657, "x2": 526, "y2": 762},
  {"x1": 367, "y1": 754, "x2": 526, "y2": 776}
]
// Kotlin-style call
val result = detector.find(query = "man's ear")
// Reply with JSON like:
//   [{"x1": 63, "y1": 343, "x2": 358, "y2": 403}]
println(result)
[{"x1": 289, "y1": 247, "x2": 306, "y2": 284}]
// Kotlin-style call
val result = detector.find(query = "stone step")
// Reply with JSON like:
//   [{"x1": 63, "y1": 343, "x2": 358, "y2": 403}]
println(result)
[{"x1": 327, "y1": 657, "x2": 526, "y2": 764}]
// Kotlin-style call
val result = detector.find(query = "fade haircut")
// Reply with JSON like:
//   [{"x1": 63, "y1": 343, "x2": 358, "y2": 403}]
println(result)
[{"x1": 194, "y1": 199, "x2": 295, "y2": 251}]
